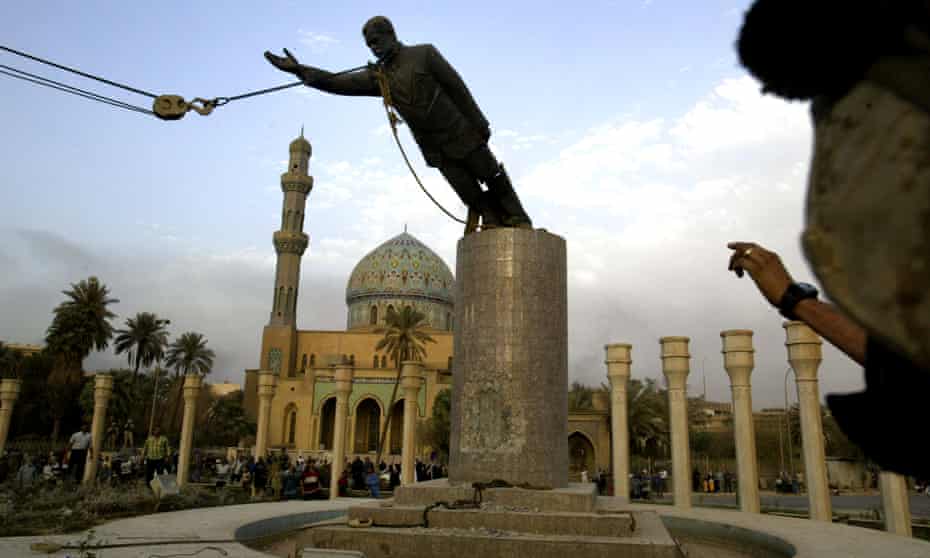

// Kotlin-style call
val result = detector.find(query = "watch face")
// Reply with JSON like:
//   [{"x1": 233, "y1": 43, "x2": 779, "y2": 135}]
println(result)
[{"x1": 796, "y1": 283, "x2": 819, "y2": 297}]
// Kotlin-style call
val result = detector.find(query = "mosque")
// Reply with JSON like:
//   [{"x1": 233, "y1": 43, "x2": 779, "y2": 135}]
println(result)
[{"x1": 242, "y1": 134, "x2": 609, "y2": 474}]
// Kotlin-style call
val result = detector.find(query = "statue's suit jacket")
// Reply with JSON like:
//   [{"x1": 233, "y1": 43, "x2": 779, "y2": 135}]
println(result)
[{"x1": 308, "y1": 43, "x2": 490, "y2": 168}]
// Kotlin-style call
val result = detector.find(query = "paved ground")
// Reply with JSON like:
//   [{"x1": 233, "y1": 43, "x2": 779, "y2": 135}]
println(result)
[
  {"x1": 1, "y1": 493, "x2": 928, "y2": 557},
  {"x1": 0, "y1": 498, "x2": 371, "y2": 557},
  {"x1": 642, "y1": 491, "x2": 930, "y2": 518}
]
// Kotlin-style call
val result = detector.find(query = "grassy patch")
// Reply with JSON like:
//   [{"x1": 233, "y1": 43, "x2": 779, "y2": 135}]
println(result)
[{"x1": 0, "y1": 482, "x2": 256, "y2": 536}]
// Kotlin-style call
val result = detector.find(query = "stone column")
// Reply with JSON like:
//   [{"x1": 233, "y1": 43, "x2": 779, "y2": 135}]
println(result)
[
  {"x1": 0, "y1": 379, "x2": 22, "y2": 457},
  {"x1": 330, "y1": 364, "x2": 354, "y2": 500},
  {"x1": 784, "y1": 321, "x2": 831, "y2": 521},
  {"x1": 254, "y1": 370, "x2": 277, "y2": 459},
  {"x1": 660, "y1": 336, "x2": 692, "y2": 508},
  {"x1": 450, "y1": 228, "x2": 568, "y2": 488},
  {"x1": 401, "y1": 360, "x2": 424, "y2": 485},
  {"x1": 605, "y1": 343, "x2": 632, "y2": 502},
  {"x1": 721, "y1": 330, "x2": 760, "y2": 513},
  {"x1": 880, "y1": 471, "x2": 913, "y2": 536},
  {"x1": 83, "y1": 374, "x2": 114, "y2": 484},
  {"x1": 176, "y1": 374, "x2": 203, "y2": 488}
]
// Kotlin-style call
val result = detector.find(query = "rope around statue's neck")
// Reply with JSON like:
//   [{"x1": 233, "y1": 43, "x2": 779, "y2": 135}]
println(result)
[{"x1": 372, "y1": 65, "x2": 466, "y2": 225}]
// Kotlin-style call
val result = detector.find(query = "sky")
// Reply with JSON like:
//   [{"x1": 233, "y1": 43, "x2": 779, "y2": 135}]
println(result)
[{"x1": 0, "y1": 0, "x2": 865, "y2": 409}]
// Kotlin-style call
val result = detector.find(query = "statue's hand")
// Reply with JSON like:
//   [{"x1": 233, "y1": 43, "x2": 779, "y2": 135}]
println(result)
[{"x1": 264, "y1": 48, "x2": 301, "y2": 74}]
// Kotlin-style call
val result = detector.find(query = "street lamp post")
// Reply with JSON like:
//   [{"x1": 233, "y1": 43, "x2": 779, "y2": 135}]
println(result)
[
  {"x1": 783, "y1": 367, "x2": 794, "y2": 475},
  {"x1": 147, "y1": 319, "x2": 171, "y2": 437}
]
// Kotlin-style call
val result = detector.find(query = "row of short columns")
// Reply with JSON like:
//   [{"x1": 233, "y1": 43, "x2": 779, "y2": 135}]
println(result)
[
  {"x1": 605, "y1": 321, "x2": 912, "y2": 536},
  {"x1": 250, "y1": 361, "x2": 426, "y2": 500},
  {"x1": 0, "y1": 372, "x2": 206, "y2": 487}
]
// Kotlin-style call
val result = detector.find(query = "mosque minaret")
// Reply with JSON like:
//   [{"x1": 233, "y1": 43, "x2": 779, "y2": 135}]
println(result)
[{"x1": 270, "y1": 130, "x2": 312, "y2": 327}]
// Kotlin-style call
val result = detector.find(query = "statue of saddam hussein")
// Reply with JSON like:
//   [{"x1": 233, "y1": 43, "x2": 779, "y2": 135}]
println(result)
[{"x1": 265, "y1": 16, "x2": 532, "y2": 233}]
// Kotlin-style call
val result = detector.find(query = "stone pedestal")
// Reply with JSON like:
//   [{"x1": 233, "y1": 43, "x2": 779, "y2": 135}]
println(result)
[
  {"x1": 660, "y1": 336, "x2": 692, "y2": 508},
  {"x1": 0, "y1": 379, "x2": 22, "y2": 457},
  {"x1": 880, "y1": 471, "x2": 913, "y2": 536},
  {"x1": 177, "y1": 374, "x2": 203, "y2": 488},
  {"x1": 330, "y1": 364, "x2": 354, "y2": 499},
  {"x1": 83, "y1": 374, "x2": 113, "y2": 484},
  {"x1": 784, "y1": 321, "x2": 831, "y2": 522},
  {"x1": 605, "y1": 343, "x2": 632, "y2": 502},
  {"x1": 450, "y1": 228, "x2": 568, "y2": 489},
  {"x1": 401, "y1": 361, "x2": 424, "y2": 485},
  {"x1": 721, "y1": 330, "x2": 760, "y2": 513},
  {"x1": 254, "y1": 371, "x2": 277, "y2": 459}
]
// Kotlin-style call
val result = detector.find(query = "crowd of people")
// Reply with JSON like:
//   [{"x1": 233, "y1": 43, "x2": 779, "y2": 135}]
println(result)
[
  {"x1": 692, "y1": 468, "x2": 737, "y2": 494},
  {"x1": 1, "y1": 412, "x2": 453, "y2": 505}
]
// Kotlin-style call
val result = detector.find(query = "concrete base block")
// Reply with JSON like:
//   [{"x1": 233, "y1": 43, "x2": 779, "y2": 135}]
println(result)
[
  {"x1": 348, "y1": 504, "x2": 635, "y2": 538},
  {"x1": 393, "y1": 479, "x2": 598, "y2": 513},
  {"x1": 309, "y1": 523, "x2": 681, "y2": 558}
]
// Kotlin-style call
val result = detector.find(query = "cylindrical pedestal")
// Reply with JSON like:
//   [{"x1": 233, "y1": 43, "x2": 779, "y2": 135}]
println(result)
[
  {"x1": 661, "y1": 336, "x2": 692, "y2": 508},
  {"x1": 83, "y1": 374, "x2": 114, "y2": 484},
  {"x1": 330, "y1": 365, "x2": 354, "y2": 499},
  {"x1": 880, "y1": 471, "x2": 913, "y2": 536},
  {"x1": 784, "y1": 321, "x2": 831, "y2": 522},
  {"x1": 0, "y1": 379, "x2": 22, "y2": 457},
  {"x1": 254, "y1": 371, "x2": 277, "y2": 459},
  {"x1": 177, "y1": 374, "x2": 203, "y2": 488},
  {"x1": 401, "y1": 361, "x2": 424, "y2": 485},
  {"x1": 721, "y1": 330, "x2": 760, "y2": 513},
  {"x1": 605, "y1": 343, "x2": 632, "y2": 502},
  {"x1": 450, "y1": 228, "x2": 568, "y2": 488}
]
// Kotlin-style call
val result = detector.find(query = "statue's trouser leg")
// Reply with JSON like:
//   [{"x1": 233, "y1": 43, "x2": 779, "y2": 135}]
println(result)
[
  {"x1": 439, "y1": 163, "x2": 502, "y2": 226},
  {"x1": 463, "y1": 146, "x2": 532, "y2": 227}
]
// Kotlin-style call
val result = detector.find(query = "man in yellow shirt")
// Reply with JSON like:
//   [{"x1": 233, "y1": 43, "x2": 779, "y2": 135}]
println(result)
[{"x1": 142, "y1": 427, "x2": 170, "y2": 483}]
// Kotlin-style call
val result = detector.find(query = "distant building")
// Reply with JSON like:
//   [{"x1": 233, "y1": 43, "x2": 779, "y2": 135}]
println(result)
[{"x1": 1, "y1": 342, "x2": 43, "y2": 357}]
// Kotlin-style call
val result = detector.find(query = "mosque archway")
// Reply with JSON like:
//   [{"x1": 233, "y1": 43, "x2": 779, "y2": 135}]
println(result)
[
  {"x1": 568, "y1": 431, "x2": 596, "y2": 475},
  {"x1": 318, "y1": 397, "x2": 336, "y2": 450},
  {"x1": 390, "y1": 399, "x2": 404, "y2": 455},
  {"x1": 354, "y1": 398, "x2": 382, "y2": 454}
]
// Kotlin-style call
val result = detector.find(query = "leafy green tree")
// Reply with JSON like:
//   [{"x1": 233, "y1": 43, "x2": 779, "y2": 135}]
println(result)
[
  {"x1": 164, "y1": 332, "x2": 216, "y2": 429},
  {"x1": 45, "y1": 277, "x2": 119, "y2": 440},
  {"x1": 202, "y1": 391, "x2": 255, "y2": 447},
  {"x1": 420, "y1": 388, "x2": 451, "y2": 461},
  {"x1": 78, "y1": 369, "x2": 135, "y2": 431},
  {"x1": 8, "y1": 351, "x2": 54, "y2": 439},
  {"x1": 372, "y1": 306, "x2": 436, "y2": 465},
  {"x1": 113, "y1": 312, "x2": 170, "y2": 383}
]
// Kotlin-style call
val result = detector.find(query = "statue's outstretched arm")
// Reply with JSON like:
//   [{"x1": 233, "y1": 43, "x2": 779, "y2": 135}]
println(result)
[
  {"x1": 426, "y1": 45, "x2": 490, "y2": 137},
  {"x1": 305, "y1": 67, "x2": 380, "y2": 97},
  {"x1": 265, "y1": 49, "x2": 379, "y2": 97}
]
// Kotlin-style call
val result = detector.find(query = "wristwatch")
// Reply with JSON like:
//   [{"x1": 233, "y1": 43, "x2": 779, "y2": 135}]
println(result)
[{"x1": 778, "y1": 282, "x2": 819, "y2": 320}]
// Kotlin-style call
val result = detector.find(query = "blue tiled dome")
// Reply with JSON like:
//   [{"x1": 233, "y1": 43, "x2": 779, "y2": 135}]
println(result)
[{"x1": 346, "y1": 232, "x2": 455, "y2": 306}]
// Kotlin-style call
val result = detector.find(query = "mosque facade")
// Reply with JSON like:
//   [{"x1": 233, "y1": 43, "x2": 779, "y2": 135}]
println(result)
[{"x1": 243, "y1": 135, "x2": 609, "y2": 473}]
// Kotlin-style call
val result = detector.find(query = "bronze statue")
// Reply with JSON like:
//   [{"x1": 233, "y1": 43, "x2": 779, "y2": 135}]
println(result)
[{"x1": 265, "y1": 16, "x2": 531, "y2": 232}]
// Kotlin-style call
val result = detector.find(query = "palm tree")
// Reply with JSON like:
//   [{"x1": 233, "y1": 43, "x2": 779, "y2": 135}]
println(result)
[
  {"x1": 372, "y1": 306, "x2": 436, "y2": 466},
  {"x1": 627, "y1": 378, "x2": 668, "y2": 456},
  {"x1": 113, "y1": 312, "x2": 170, "y2": 382},
  {"x1": 45, "y1": 276, "x2": 119, "y2": 440},
  {"x1": 164, "y1": 332, "x2": 215, "y2": 429}
]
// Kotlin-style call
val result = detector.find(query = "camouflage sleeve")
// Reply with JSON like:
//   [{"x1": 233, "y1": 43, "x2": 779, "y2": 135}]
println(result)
[
  {"x1": 426, "y1": 44, "x2": 490, "y2": 135},
  {"x1": 299, "y1": 65, "x2": 380, "y2": 97}
]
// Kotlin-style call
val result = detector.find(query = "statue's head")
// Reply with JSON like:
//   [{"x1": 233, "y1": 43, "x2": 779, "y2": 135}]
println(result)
[{"x1": 363, "y1": 16, "x2": 399, "y2": 61}]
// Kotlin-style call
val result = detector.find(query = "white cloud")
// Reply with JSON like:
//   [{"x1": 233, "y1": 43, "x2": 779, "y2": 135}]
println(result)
[
  {"x1": 513, "y1": 75, "x2": 861, "y2": 408},
  {"x1": 297, "y1": 30, "x2": 339, "y2": 51}
]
